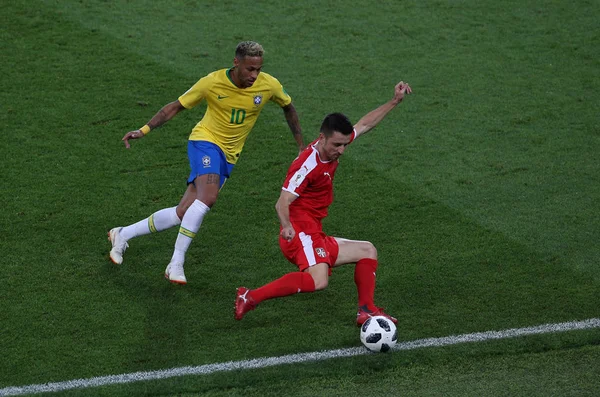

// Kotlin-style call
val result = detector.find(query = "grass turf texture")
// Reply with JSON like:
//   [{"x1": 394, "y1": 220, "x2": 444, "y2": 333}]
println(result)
[{"x1": 1, "y1": 0, "x2": 599, "y2": 395}]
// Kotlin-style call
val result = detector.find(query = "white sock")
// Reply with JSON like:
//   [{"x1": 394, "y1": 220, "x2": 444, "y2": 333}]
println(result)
[
  {"x1": 171, "y1": 200, "x2": 210, "y2": 264},
  {"x1": 120, "y1": 207, "x2": 181, "y2": 241}
]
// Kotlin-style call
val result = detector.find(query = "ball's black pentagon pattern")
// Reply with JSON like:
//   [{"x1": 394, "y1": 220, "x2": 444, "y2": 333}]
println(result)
[
  {"x1": 365, "y1": 333, "x2": 382, "y2": 343},
  {"x1": 375, "y1": 317, "x2": 391, "y2": 331},
  {"x1": 361, "y1": 318, "x2": 372, "y2": 333},
  {"x1": 380, "y1": 343, "x2": 390, "y2": 353}
]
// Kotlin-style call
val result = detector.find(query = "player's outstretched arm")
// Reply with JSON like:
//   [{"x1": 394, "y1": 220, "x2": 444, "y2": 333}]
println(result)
[
  {"x1": 275, "y1": 190, "x2": 298, "y2": 241},
  {"x1": 353, "y1": 81, "x2": 412, "y2": 138},
  {"x1": 122, "y1": 100, "x2": 186, "y2": 149},
  {"x1": 282, "y1": 103, "x2": 306, "y2": 154}
]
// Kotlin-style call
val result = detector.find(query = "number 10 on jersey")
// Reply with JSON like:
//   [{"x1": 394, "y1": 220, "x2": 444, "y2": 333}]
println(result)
[{"x1": 230, "y1": 108, "x2": 246, "y2": 124}]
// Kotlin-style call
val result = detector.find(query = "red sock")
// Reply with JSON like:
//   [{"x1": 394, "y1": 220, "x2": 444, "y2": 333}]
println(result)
[
  {"x1": 354, "y1": 258, "x2": 378, "y2": 311},
  {"x1": 250, "y1": 272, "x2": 316, "y2": 304}
]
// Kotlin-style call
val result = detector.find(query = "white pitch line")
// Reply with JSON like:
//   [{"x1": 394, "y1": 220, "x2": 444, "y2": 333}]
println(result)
[{"x1": 1, "y1": 318, "x2": 599, "y2": 396}]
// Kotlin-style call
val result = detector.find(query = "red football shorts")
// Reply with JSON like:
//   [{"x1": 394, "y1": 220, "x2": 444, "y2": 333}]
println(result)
[{"x1": 279, "y1": 222, "x2": 339, "y2": 272}]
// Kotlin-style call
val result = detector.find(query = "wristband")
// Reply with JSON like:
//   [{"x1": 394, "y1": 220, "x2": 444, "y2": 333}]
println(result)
[{"x1": 140, "y1": 125, "x2": 151, "y2": 135}]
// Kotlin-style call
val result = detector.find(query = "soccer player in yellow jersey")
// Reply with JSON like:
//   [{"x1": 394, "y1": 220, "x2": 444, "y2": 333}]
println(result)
[{"x1": 108, "y1": 41, "x2": 305, "y2": 284}]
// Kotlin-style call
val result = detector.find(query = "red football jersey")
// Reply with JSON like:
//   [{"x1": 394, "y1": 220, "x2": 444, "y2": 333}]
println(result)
[{"x1": 282, "y1": 131, "x2": 357, "y2": 224}]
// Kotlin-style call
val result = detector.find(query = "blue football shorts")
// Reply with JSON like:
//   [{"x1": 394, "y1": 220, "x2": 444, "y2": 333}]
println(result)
[{"x1": 187, "y1": 140, "x2": 235, "y2": 189}]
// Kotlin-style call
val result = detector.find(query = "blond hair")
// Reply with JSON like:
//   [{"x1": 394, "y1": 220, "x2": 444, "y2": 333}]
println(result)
[{"x1": 235, "y1": 41, "x2": 264, "y2": 58}]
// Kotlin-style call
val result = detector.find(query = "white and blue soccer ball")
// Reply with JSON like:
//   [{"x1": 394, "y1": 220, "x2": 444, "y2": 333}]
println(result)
[{"x1": 360, "y1": 316, "x2": 398, "y2": 352}]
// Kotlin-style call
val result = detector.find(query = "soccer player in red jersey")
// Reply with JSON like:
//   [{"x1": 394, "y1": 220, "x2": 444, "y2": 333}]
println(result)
[{"x1": 235, "y1": 81, "x2": 412, "y2": 326}]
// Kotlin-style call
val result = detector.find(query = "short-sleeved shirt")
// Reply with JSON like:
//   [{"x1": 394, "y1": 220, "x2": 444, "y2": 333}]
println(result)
[
  {"x1": 281, "y1": 130, "x2": 357, "y2": 226},
  {"x1": 178, "y1": 68, "x2": 292, "y2": 164}
]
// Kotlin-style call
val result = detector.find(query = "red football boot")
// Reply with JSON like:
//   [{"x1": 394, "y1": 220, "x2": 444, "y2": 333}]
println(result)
[
  {"x1": 234, "y1": 287, "x2": 257, "y2": 320},
  {"x1": 356, "y1": 306, "x2": 397, "y2": 327}
]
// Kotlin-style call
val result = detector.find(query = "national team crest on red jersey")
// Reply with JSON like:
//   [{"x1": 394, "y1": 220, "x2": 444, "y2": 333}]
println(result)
[{"x1": 315, "y1": 248, "x2": 326, "y2": 258}]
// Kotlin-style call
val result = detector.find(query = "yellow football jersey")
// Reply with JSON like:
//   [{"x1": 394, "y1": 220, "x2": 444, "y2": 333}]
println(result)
[{"x1": 178, "y1": 68, "x2": 292, "y2": 164}]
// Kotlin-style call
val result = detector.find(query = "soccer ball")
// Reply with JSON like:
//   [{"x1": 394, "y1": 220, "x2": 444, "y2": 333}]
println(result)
[{"x1": 360, "y1": 316, "x2": 398, "y2": 352}]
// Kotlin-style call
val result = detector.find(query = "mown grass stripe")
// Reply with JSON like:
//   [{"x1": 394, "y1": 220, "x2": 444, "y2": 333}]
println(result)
[{"x1": 1, "y1": 318, "x2": 598, "y2": 396}]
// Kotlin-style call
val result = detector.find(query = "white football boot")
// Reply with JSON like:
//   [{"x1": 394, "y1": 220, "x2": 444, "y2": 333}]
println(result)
[
  {"x1": 165, "y1": 261, "x2": 187, "y2": 285},
  {"x1": 108, "y1": 227, "x2": 128, "y2": 265}
]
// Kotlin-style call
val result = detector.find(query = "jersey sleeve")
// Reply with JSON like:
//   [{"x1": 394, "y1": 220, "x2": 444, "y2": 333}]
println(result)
[
  {"x1": 283, "y1": 165, "x2": 308, "y2": 196},
  {"x1": 178, "y1": 73, "x2": 214, "y2": 109},
  {"x1": 268, "y1": 76, "x2": 292, "y2": 108},
  {"x1": 282, "y1": 151, "x2": 317, "y2": 196},
  {"x1": 349, "y1": 128, "x2": 357, "y2": 143}
]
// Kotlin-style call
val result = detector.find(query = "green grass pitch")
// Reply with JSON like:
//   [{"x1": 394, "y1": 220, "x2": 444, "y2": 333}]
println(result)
[{"x1": 1, "y1": 0, "x2": 599, "y2": 395}]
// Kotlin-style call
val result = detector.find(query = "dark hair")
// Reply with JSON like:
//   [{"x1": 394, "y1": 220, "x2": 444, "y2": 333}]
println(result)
[{"x1": 319, "y1": 113, "x2": 354, "y2": 137}]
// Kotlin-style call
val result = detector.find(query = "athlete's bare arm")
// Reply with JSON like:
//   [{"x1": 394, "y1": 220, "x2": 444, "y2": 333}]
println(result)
[
  {"x1": 353, "y1": 82, "x2": 412, "y2": 138},
  {"x1": 122, "y1": 100, "x2": 187, "y2": 149},
  {"x1": 275, "y1": 190, "x2": 298, "y2": 241},
  {"x1": 282, "y1": 103, "x2": 305, "y2": 154}
]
